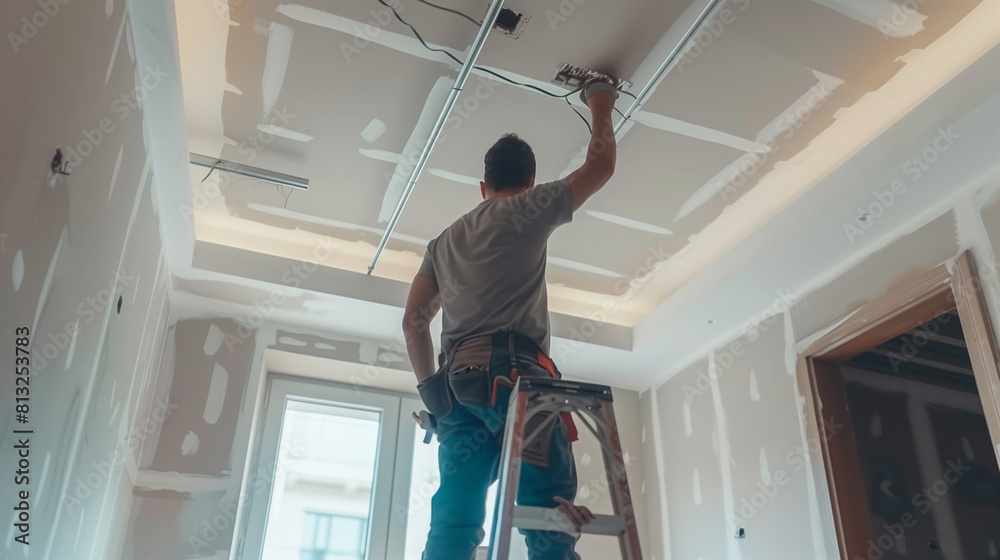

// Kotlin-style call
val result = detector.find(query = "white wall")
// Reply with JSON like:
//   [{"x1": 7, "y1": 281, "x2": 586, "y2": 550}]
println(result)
[
  {"x1": 0, "y1": 1, "x2": 172, "y2": 559},
  {"x1": 638, "y1": 98, "x2": 1000, "y2": 560}
]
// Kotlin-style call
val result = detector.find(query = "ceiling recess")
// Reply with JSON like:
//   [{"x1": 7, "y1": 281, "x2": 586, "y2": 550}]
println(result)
[{"x1": 494, "y1": 8, "x2": 528, "y2": 38}]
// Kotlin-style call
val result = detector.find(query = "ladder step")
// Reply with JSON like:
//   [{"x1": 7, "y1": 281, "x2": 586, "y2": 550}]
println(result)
[
  {"x1": 515, "y1": 376, "x2": 614, "y2": 401},
  {"x1": 509, "y1": 506, "x2": 626, "y2": 536}
]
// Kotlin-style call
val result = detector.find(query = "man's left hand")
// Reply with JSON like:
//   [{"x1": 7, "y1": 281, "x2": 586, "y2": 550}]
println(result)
[{"x1": 553, "y1": 496, "x2": 596, "y2": 532}]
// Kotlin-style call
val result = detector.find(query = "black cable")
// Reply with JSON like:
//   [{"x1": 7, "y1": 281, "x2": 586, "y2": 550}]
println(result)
[
  {"x1": 201, "y1": 159, "x2": 222, "y2": 182},
  {"x1": 566, "y1": 97, "x2": 592, "y2": 135},
  {"x1": 376, "y1": 0, "x2": 590, "y2": 100},
  {"x1": 376, "y1": 0, "x2": 469, "y2": 66},
  {"x1": 414, "y1": 0, "x2": 481, "y2": 26},
  {"x1": 376, "y1": 0, "x2": 633, "y2": 132},
  {"x1": 275, "y1": 184, "x2": 293, "y2": 208},
  {"x1": 476, "y1": 67, "x2": 580, "y2": 99}
]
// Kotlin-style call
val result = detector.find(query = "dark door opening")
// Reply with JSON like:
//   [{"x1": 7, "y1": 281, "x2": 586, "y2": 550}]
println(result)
[{"x1": 839, "y1": 309, "x2": 1000, "y2": 560}]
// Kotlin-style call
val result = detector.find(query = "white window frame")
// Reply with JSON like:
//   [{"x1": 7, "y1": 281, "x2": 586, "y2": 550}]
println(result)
[{"x1": 240, "y1": 373, "x2": 424, "y2": 560}]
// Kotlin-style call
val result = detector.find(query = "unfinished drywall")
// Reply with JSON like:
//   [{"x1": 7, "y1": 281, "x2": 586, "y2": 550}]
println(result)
[
  {"x1": 789, "y1": 212, "x2": 960, "y2": 338},
  {"x1": 168, "y1": 0, "x2": 999, "y2": 330},
  {"x1": 641, "y1": 175, "x2": 1000, "y2": 559},
  {"x1": 647, "y1": 358, "x2": 729, "y2": 560},
  {"x1": 638, "y1": 392, "x2": 667, "y2": 560},
  {"x1": 148, "y1": 319, "x2": 255, "y2": 476},
  {"x1": 714, "y1": 320, "x2": 818, "y2": 559},
  {"x1": 644, "y1": 322, "x2": 819, "y2": 560},
  {"x1": 122, "y1": 488, "x2": 232, "y2": 560},
  {"x1": 0, "y1": 0, "x2": 172, "y2": 559}
]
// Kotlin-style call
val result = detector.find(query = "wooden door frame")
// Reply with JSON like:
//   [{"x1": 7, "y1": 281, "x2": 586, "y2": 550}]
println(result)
[{"x1": 796, "y1": 250, "x2": 1000, "y2": 560}]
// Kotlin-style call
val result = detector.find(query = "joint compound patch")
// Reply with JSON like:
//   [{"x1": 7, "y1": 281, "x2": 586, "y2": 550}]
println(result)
[{"x1": 361, "y1": 119, "x2": 386, "y2": 143}]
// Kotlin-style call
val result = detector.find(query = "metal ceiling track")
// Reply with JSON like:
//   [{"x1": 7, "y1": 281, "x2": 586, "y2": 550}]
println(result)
[
  {"x1": 190, "y1": 153, "x2": 309, "y2": 190},
  {"x1": 367, "y1": 0, "x2": 508, "y2": 275},
  {"x1": 614, "y1": 0, "x2": 727, "y2": 136},
  {"x1": 366, "y1": 0, "x2": 727, "y2": 274}
]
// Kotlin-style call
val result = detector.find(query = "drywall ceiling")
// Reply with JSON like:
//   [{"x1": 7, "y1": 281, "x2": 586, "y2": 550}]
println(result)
[{"x1": 163, "y1": 0, "x2": 1000, "y2": 385}]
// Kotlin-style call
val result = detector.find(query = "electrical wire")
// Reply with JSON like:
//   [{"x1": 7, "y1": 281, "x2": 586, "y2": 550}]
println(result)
[
  {"x1": 378, "y1": 0, "x2": 604, "y2": 99},
  {"x1": 376, "y1": 0, "x2": 470, "y2": 67},
  {"x1": 566, "y1": 97, "x2": 591, "y2": 135},
  {"x1": 374, "y1": 0, "x2": 633, "y2": 133},
  {"x1": 414, "y1": 0, "x2": 481, "y2": 26},
  {"x1": 275, "y1": 184, "x2": 293, "y2": 208},
  {"x1": 201, "y1": 159, "x2": 222, "y2": 182}
]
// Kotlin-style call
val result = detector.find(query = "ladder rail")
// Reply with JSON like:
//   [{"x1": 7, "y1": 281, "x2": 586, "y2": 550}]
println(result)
[
  {"x1": 487, "y1": 377, "x2": 644, "y2": 560},
  {"x1": 597, "y1": 401, "x2": 644, "y2": 560},
  {"x1": 488, "y1": 389, "x2": 529, "y2": 560}
]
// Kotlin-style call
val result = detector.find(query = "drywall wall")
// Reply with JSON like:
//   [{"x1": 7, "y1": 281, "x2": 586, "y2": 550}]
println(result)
[
  {"x1": 0, "y1": 1, "x2": 172, "y2": 559},
  {"x1": 148, "y1": 319, "x2": 256, "y2": 476},
  {"x1": 640, "y1": 169, "x2": 1000, "y2": 559}
]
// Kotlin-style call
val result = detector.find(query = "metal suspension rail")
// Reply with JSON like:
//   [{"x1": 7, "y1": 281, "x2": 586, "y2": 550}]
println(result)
[
  {"x1": 367, "y1": 0, "x2": 507, "y2": 274},
  {"x1": 613, "y1": 0, "x2": 727, "y2": 135},
  {"x1": 190, "y1": 153, "x2": 309, "y2": 190}
]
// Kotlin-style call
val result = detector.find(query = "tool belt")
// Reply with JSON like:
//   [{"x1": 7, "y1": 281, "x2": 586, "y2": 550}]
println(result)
[{"x1": 415, "y1": 331, "x2": 578, "y2": 466}]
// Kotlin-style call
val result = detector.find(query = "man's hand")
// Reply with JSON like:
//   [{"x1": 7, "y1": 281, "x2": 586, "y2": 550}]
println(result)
[
  {"x1": 553, "y1": 496, "x2": 596, "y2": 532},
  {"x1": 579, "y1": 78, "x2": 619, "y2": 107}
]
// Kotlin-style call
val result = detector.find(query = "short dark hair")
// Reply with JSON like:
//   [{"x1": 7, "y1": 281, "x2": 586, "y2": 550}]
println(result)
[{"x1": 484, "y1": 133, "x2": 535, "y2": 192}]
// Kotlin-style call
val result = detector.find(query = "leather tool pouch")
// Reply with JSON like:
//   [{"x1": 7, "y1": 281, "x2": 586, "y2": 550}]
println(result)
[
  {"x1": 448, "y1": 366, "x2": 492, "y2": 408},
  {"x1": 445, "y1": 336, "x2": 494, "y2": 408},
  {"x1": 416, "y1": 369, "x2": 453, "y2": 420}
]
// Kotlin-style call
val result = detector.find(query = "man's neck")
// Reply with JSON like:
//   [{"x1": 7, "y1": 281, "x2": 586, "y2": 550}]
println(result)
[{"x1": 483, "y1": 186, "x2": 529, "y2": 200}]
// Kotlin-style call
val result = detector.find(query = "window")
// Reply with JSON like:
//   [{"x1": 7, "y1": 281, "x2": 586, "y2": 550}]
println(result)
[
  {"x1": 300, "y1": 512, "x2": 368, "y2": 560},
  {"x1": 240, "y1": 374, "x2": 527, "y2": 560},
  {"x1": 403, "y1": 421, "x2": 528, "y2": 559}
]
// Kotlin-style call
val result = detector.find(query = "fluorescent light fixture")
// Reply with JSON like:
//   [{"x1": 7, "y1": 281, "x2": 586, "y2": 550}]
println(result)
[{"x1": 190, "y1": 153, "x2": 309, "y2": 190}]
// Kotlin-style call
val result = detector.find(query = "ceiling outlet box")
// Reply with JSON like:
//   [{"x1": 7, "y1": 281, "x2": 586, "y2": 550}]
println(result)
[{"x1": 494, "y1": 8, "x2": 529, "y2": 38}]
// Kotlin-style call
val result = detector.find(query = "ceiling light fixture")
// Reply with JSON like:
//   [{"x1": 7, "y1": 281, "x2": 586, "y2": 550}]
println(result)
[
  {"x1": 366, "y1": 0, "x2": 507, "y2": 275},
  {"x1": 190, "y1": 153, "x2": 309, "y2": 190}
]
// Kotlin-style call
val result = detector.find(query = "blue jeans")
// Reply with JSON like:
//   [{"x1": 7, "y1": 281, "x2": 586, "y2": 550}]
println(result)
[{"x1": 422, "y1": 337, "x2": 580, "y2": 560}]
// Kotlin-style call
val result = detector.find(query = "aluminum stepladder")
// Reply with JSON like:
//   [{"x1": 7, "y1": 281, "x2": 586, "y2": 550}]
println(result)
[{"x1": 487, "y1": 376, "x2": 643, "y2": 560}]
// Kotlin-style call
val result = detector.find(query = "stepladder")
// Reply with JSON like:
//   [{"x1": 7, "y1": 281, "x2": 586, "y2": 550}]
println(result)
[{"x1": 487, "y1": 376, "x2": 643, "y2": 560}]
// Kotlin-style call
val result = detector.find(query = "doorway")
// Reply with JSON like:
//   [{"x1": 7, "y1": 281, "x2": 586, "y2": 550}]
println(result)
[{"x1": 798, "y1": 251, "x2": 1000, "y2": 560}]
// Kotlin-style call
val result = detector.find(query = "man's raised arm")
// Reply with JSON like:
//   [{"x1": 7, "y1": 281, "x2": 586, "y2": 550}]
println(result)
[{"x1": 566, "y1": 81, "x2": 619, "y2": 212}]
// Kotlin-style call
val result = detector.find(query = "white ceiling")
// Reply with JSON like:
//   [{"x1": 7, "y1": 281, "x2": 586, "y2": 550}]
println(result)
[{"x1": 158, "y1": 0, "x2": 1000, "y2": 387}]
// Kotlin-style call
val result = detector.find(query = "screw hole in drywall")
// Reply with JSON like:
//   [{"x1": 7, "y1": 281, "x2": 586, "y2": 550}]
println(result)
[{"x1": 117, "y1": 295, "x2": 123, "y2": 315}]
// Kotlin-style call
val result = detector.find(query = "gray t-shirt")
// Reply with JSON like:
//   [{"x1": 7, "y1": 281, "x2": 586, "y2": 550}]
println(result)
[{"x1": 418, "y1": 179, "x2": 573, "y2": 359}]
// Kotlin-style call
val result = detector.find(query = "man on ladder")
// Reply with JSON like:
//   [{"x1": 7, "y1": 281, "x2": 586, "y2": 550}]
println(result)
[{"x1": 402, "y1": 78, "x2": 620, "y2": 560}]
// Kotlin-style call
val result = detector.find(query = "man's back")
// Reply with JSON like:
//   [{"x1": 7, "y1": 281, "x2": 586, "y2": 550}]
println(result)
[
  {"x1": 418, "y1": 179, "x2": 573, "y2": 357},
  {"x1": 404, "y1": 84, "x2": 618, "y2": 560}
]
